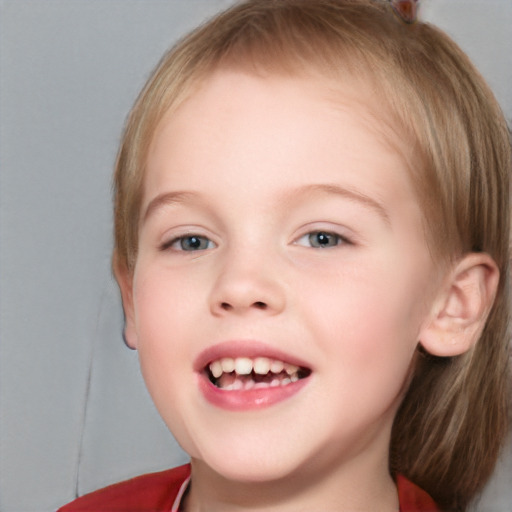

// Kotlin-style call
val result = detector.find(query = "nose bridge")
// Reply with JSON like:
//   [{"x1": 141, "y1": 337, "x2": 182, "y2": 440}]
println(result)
[{"x1": 209, "y1": 236, "x2": 286, "y2": 316}]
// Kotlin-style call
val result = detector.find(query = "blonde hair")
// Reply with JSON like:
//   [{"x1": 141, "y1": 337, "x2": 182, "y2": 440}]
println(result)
[{"x1": 113, "y1": 1, "x2": 511, "y2": 509}]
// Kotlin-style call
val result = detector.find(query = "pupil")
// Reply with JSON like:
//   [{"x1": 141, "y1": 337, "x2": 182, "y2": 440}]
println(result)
[
  {"x1": 317, "y1": 233, "x2": 329, "y2": 245},
  {"x1": 184, "y1": 236, "x2": 203, "y2": 250}
]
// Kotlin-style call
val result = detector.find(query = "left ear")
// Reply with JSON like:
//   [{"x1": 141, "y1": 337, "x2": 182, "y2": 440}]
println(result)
[{"x1": 419, "y1": 253, "x2": 499, "y2": 357}]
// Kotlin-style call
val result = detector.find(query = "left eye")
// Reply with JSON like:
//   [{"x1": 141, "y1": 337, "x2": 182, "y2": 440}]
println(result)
[
  {"x1": 164, "y1": 235, "x2": 214, "y2": 252},
  {"x1": 296, "y1": 231, "x2": 344, "y2": 248}
]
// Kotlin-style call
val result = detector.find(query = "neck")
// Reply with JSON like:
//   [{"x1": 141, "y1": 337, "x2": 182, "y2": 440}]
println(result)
[{"x1": 183, "y1": 450, "x2": 399, "y2": 512}]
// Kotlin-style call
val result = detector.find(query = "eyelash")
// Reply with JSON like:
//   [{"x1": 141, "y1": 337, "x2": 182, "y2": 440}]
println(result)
[{"x1": 160, "y1": 230, "x2": 351, "y2": 252}]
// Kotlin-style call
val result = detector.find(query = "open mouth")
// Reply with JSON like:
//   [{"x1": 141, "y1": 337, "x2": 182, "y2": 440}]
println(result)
[{"x1": 206, "y1": 356, "x2": 311, "y2": 391}]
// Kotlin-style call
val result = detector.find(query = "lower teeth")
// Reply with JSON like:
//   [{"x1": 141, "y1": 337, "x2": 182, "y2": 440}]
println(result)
[{"x1": 212, "y1": 372, "x2": 299, "y2": 390}]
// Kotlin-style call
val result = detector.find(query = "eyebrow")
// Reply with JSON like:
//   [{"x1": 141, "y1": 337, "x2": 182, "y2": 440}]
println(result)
[
  {"x1": 142, "y1": 191, "x2": 198, "y2": 224},
  {"x1": 285, "y1": 183, "x2": 390, "y2": 225},
  {"x1": 142, "y1": 184, "x2": 390, "y2": 225}
]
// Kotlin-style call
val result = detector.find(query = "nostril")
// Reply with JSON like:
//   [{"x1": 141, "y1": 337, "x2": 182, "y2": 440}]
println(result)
[{"x1": 218, "y1": 301, "x2": 268, "y2": 312}]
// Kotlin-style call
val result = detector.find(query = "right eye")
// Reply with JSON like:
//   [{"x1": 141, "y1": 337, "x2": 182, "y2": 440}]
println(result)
[{"x1": 161, "y1": 234, "x2": 215, "y2": 252}]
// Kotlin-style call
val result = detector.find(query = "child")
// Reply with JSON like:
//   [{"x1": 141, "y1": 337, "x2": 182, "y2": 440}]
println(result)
[{"x1": 59, "y1": 0, "x2": 511, "y2": 510}]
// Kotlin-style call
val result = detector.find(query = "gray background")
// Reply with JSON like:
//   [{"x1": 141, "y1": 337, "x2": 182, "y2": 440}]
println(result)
[{"x1": 0, "y1": 1, "x2": 510, "y2": 511}]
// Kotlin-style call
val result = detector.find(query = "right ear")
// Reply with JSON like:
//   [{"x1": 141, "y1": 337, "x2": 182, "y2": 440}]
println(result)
[{"x1": 113, "y1": 252, "x2": 138, "y2": 350}]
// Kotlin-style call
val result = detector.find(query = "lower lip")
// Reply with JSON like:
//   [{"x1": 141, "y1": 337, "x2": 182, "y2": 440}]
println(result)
[{"x1": 198, "y1": 374, "x2": 309, "y2": 411}]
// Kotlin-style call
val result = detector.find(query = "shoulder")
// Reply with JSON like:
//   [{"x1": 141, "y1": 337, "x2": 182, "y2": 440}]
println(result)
[
  {"x1": 397, "y1": 474, "x2": 440, "y2": 512},
  {"x1": 57, "y1": 464, "x2": 191, "y2": 512}
]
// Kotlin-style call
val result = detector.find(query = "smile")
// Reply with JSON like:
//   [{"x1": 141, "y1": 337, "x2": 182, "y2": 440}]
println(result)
[
  {"x1": 207, "y1": 356, "x2": 310, "y2": 390},
  {"x1": 196, "y1": 341, "x2": 312, "y2": 410}
]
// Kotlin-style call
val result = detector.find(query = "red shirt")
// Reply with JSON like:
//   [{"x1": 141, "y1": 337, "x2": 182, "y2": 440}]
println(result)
[{"x1": 58, "y1": 464, "x2": 440, "y2": 511}]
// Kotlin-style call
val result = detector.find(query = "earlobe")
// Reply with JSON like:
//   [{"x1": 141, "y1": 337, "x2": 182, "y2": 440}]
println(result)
[
  {"x1": 113, "y1": 253, "x2": 139, "y2": 350},
  {"x1": 419, "y1": 253, "x2": 499, "y2": 357}
]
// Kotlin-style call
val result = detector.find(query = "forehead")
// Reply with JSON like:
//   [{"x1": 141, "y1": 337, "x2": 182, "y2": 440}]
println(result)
[
  {"x1": 144, "y1": 69, "x2": 416, "y2": 204},
  {"x1": 147, "y1": 68, "x2": 414, "y2": 176}
]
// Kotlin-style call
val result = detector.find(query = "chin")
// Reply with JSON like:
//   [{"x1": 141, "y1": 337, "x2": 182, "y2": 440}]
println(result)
[{"x1": 190, "y1": 438, "x2": 312, "y2": 484}]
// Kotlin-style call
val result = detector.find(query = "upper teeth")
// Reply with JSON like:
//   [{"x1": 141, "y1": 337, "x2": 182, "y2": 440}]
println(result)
[{"x1": 209, "y1": 356, "x2": 299, "y2": 379}]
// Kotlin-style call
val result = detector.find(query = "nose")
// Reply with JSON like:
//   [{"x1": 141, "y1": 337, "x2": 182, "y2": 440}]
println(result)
[{"x1": 209, "y1": 249, "x2": 286, "y2": 317}]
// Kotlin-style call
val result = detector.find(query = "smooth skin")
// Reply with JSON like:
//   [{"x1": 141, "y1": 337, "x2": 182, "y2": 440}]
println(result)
[{"x1": 116, "y1": 70, "x2": 498, "y2": 512}]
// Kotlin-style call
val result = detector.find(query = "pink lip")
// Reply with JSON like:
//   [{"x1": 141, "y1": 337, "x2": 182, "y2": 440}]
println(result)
[
  {"x1": 198, "y1": 375, "x2": 309, "y2": 411},
  {"x1": 194, "y1": 340, "x2": 312, "y2": 411}
]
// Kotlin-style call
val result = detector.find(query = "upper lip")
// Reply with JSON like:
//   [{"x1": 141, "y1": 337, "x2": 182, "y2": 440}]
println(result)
[{"x1": 193, "y1": 340, "x2": 312, "y2": 373}]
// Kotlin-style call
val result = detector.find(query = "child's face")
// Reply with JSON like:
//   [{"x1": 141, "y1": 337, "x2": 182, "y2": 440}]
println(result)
[{"x1": 125, "y1": 70, "x2": 441, "y2": 483}]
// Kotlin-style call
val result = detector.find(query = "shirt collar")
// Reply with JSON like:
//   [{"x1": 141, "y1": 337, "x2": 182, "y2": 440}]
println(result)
[{"x1": 171, "y1": 475, "x2": 191, "y2": 512}]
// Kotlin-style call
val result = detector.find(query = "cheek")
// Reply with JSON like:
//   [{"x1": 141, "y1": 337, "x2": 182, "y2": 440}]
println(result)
[
  {"x1": 131, "y1": 276, "x2": 193, "y2": 438},
  {"x1": 131, "y1": 270, "x2": 191, "y2": 383},
  {"x1": 133, "y1": 265, "x2": 201, "y2": 340},
  {"x1": 301, "y1": 258, "x2": 427, "y2": 375}
]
